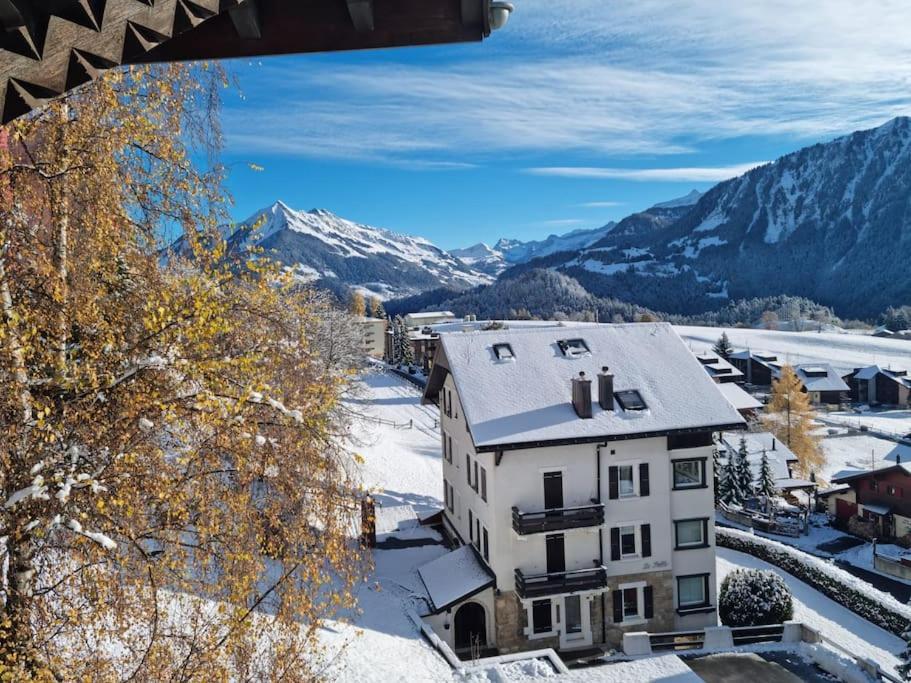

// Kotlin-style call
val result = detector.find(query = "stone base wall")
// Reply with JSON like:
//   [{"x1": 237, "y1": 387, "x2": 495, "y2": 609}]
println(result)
[
  {"x1": 604, "y1": 570, "x2": 675, "y2": 648},
  {"x1": 590, "y1": 593, "x2": 605, "y2": 645},
  {"x1": 494, "y1": 592, "x2": 561, "y2": 653}
]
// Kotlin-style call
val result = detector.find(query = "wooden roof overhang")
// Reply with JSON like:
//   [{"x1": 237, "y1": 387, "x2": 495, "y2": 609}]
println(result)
[{"x1": 0, "y1": 0, "x2": 500, "y2": 124}]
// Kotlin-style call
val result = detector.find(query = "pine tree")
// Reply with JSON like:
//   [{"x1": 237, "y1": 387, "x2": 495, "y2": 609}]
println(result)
[
  {"x1": 391, "y1": 314, "x2": 404, "y2": 363},
  {"x1": 763, "y1": 364, "x2": 825, "y2": 478},
  {"x1": 756, "y1": 450, "x2": 778, "y2": 499},
  {"x1": 719, "y1": 453, "x2": 740, "y2": 505},
  {"x1": 370, "y1": 296, "x2": 385, "y2": 319},
  {"x1": 735, "y1": 437, "x2": 755, "y2": 501},
  {"x1": 401, "y1": 324, "x2": 415, "y2": 366},
  {"x1": 713, "y1": 332, "x2": 734, "y2": 359}
]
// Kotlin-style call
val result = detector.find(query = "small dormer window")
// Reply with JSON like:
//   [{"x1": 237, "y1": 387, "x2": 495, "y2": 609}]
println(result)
[
  {"x1": 615, "y1": 390, "x2": 647, "y2": 411},
  {"x1": 493, "y1": 343, "x2": 515, "y2": 360},
  {"x1": 558, "y1": 338, "x2": 590, "y2": 357}
]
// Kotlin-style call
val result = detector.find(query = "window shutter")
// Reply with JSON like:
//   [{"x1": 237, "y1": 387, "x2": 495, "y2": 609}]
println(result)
[
  {"x1": 612, "y1": 590, "x2": 623, "y2": 623},
  {"x1": 644, "y1": 586, "x2": 654, "y2": 619},
  {"x1": 608, "y1": 466, "x2": 619, "y2": 500},
  {"x1": 641, "y1": 524, "x2": 652, "y2": 558},
  {"x1": 639, "y1": 463, "x2": 650, "y2": 497},
  {"x1": 610, "y1": 527, "x2": 621, "y2": 561}
]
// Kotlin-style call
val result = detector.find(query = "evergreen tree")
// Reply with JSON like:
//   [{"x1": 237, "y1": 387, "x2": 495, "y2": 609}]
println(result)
[
  {"x1": 713, "y1": 332, "x2": 734, "y2": 359},
  {"x1": 392, "y1": 314, "x2": 405, "y2": 363},
  {"x1": 756, "y1": 450, "x2": 778, "y2": 499},
  {"x1": 763, "y1": 364, "x2": 825, "y2": 478},
  {"x1": 718, "y1": 453, "x2": 739, "y2": 505},
  {"x1": 735, "y1": 437, "x2": 755, "y2": 501}
]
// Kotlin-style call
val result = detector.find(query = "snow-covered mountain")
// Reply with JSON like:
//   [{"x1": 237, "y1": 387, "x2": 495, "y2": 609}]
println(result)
[
  {"x1": 448, "y1": 242, "x2": 507, "y2": 276},
  {"x1": 512, "y1": 118, "x2": 911, "y2": 318},
  {"x1": 176, "y1": 201, "x2": 493, "y2": 300}
]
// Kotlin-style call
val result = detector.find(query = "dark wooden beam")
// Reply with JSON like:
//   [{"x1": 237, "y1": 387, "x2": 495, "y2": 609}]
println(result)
[{"x1": 229, "y1": 0, "x2": 261, "y2": 39}]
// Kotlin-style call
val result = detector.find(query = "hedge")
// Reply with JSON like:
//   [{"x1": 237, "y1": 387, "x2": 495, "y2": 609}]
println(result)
[{"x1": 717, "y1": 527, "x2": 911, "y2": 636}]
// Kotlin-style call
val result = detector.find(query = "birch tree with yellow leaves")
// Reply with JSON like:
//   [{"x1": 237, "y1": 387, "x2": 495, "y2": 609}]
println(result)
[
  {"x1": 763, "y1": 364, "x2": 825, "y2": 478},
  {"x1": 0, "y1": 65, "x2": 364, "y2": 681}
]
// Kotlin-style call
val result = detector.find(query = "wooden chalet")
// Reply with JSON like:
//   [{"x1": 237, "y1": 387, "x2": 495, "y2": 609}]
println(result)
[
  {"x1": 831, "y1": 462, "x2": 911, "y2": 541},
  {"x1": 843, "y1": 365, "x2": 911, "y2": 407},
  {"x1": 0, "y1": 0, "x2": 512, "y2": 123}
]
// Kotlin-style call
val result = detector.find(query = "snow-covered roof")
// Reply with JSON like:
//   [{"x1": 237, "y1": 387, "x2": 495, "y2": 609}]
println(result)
[
  {"x1": 832, "y1": 462, "x2": 911, "y2": 483},
  {"x1": 693, "y1": 350, "x2": 745, "y2": 381},
  {"x1": 885, "y1": 443, "x2": 911, "y2": 463},
  {"x1": 427, "y1": 323, "x2": 745, "y2": 450},
  {"x1": 791, "y1": 364, "x2": 850, "y2": 392},
  {"x1": 853, "y1": 365, "x2": 911, "y2": 387},
  {"x1": 720, "y1": 431, "x2": 796, "y2": 481},
  {"x1": 417, "y1": 545, "x2": 495, "y2": 613},
  {"x1": 407, "y1": 311, "x2": 455, "y2": 320},
  {"x1": 862, "y1": 503, "x2": 891, "y2": 516},
  {"x1": 854, "y1": 365, "x2": 883, "y2": 380},
  {"x1": 716, "y1": 382, "x2": 762, "y2": 411},
  {"x1": 775, "y1": 477, "x2": 817, "y2": 490},
  {"x1": 817, "y1": 484, "x2": 850, "y2": 497}
]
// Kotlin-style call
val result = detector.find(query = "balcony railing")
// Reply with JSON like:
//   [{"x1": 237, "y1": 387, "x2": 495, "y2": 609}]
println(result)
[
  {"x1": 514, "y1": 566, "x2": 608, "y2": 599},
  {"x1": 511, "y1": 503, "x2": 605, "y2": 535}
]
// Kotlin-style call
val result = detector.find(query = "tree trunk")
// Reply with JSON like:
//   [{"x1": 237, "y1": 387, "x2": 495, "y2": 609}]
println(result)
[{"x1": 1, "y1": 529, "x2": 39, "y2": 675}]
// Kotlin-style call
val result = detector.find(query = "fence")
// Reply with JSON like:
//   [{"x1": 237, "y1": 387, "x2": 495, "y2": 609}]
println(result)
[
  {"x1": 360, "y1": 414, "x2": 414, "y2": 430},
  {"x1": 718, "y1": 502, "x2": 806, "y2": 537}
]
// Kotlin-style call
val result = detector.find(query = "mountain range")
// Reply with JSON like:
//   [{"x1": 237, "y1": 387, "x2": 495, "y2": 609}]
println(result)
[{"x1": 189, "y1": 116, "x2": 911, "y2": 318}]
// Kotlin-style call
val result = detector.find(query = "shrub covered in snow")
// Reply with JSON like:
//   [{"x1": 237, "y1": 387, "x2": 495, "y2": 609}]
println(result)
[
  {"x1": 717, "y1": 527, "x2": 911, "y2": 635},
  {"x1": 719, "y1": 568, "x2": 793, "y2": 626}
]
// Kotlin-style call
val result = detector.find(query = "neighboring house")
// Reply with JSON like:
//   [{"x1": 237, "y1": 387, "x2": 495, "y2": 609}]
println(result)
[
  {"x1": 404, "y1": 311, "x2": 457, "y2": 327},
  {"x1": 717, "y1": 432, "x2": 813, "y2": 494},
  {"x1": 843, "y1": 365, "x2": 911, "y2": 407},
  {"x1": 355, "y1": 316, "x2": 387, "y2": 357},
  {"x1": 831, "y1": 462, "x2": 911, "y2": 540},
  {"x1": 729, "y1": 350, "x2": 780, "y2": 386},
  {"x1": 385, "y1": 326, "x2": 441, "y2": 374},
  {"x1": 692, "y1": 351, "x2": 761, "y2": 419},
  {"x1": 419, "y1": 323, "x2": 744, "y2": 655},
  {"x1": 692, "y1": 351, "x2": 745, "y2": 384},
  {"x1": 791, "y1": 364, "x2": 849, "y2": 406}
]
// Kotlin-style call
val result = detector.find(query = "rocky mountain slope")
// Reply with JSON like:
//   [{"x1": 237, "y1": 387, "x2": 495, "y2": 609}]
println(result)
[
  {"x1": 515, "y1": 117, "x2": 911, "y2": 318},
  {"x1": 173, "y1": 201, "x2": 493, "y2": 300}
]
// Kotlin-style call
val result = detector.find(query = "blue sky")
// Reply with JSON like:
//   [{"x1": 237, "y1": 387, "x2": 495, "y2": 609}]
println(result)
[{"x1": 218, "y1": 0, "x2": 911, "y2": 250}]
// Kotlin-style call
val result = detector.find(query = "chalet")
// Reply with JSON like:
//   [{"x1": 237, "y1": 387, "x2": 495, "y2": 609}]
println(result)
[
  {"x1": 843, "y1": 366, "x2": 911, "y2": 407},
  {"x1": 831, "y1": 461, "x2": 911, "y2": 541},
  {"x1": 792, "y1": 364, "x2": 849, "y2": 406},
  {"x1": 729, "y1": 350, "x2": 780, "y2": 386},
  {"x1": 692, "y1": 351, "x2": 761, "y2": 419},
  {"x1": 384, "y1": 325, "x2": 440, "y2": 374},
  {"x1": 419, "y1": 323, "x2": 745, "y2": 655}
]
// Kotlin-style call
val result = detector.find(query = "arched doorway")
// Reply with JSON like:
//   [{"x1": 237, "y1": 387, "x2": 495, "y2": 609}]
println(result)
[{"x1": 453, "y1": 602, "x2": 487, "y2": 651}]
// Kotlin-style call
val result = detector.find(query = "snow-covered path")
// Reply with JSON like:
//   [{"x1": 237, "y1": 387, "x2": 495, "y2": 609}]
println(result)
[
  {"x1": 717, "y1": 547, "x2": 905, "y2": 675},
  {"x1": 345, "y1": 370, "x2": 443, "y2": 512}
]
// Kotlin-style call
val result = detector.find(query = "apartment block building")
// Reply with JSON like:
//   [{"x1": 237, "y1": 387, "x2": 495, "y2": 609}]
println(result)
[{"x1": 419, "y1": 323, "x2": 745, "y2": 655}]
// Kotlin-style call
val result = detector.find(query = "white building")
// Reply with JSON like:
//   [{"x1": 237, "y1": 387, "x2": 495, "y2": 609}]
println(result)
[
  {"x1": 419, "y1": 323, "x2": 745, "y2": 655},
  {"x1": 355, "y1": 316, "x2": 387, "y2": 357},
  {"x1": 404, "y1": 311, "x2": 456, "y2": 327}
]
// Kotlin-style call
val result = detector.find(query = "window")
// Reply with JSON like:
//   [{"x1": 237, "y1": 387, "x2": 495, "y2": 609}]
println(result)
[
  {"x1": 618, "y1": 466, "x2": 635, "y2": 497},
  {"x1": 475, "y1": 519, "x2": 481, "y2": 550},
  {"x1": 677, "y1": 575, "x2": 709, "y2": 609},
  {"x1": 622, "y1": 588, "x2": 638, "y2": 619},
  {"x1": 447, "y1": 482, "x2": 454, "y2": 513},
  {"x1": 532, "y1": 599, "x2": 552, "y2": 634},
  {"x1": 480, "y1": 467, "x2": 488, "y2": 502},
  {"x1": 675, "y1": 519, "x2": 708, "y2": 549},
  {"x1": 557, "y1": 338, "x2": 590, "y2": 357},
  {"x1": 613, "y1": 583, "x2": 652, "y2": 623},
  {"x1": 870, "y1": 480, "x2": 879, "y2": 491},
  {"x1": 673, "y1": 459, "x2": 706, "y2": 489},
  {"x1": 469, "y1": 509, "x2": 474, "y2": 541},
  {"x1": 482, "y1": 527, "x2": 489, "y2": 561},
  {"x1": 888, "y1": 485, "x2": 902, "y2": 497},
  {"x1": 565, "y1": 596, "x2": 582, "y2": 634},
  {"x1": 442, "y1": 431, "x2": 450, "y2": 462},
  {"x1": 620, "y1": 525, "x2": 636, "y2": 557},
  {"x1": 493, "y1": 343, "x2": 515, "y2": 360},
  {"x1": 615, "y1": 390, "x2": 647, "y2": 411},
  {"x1": 473, "y1": 461, "x2": 479, "y2": 493},
  {"x1": 543, "y1": 471, "x2": 564, "y2": 509},
  {"x1": 447, "y1": 436, "x2": 453, "y2": 463},
  {"x1": 444, "y1": 479, "x2": 450, "y2": 510},
  {"x1": 466, "y1": 454, "x2": 472, "y2": 486}
]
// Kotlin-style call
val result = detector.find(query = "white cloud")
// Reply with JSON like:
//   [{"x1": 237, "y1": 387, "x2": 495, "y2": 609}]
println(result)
[
  {"x1": 540, "y1": 218, "x2": 585, "y2": 226},
  {"x1": 223, "y1": 1, "x2": 911, "y2": 164},
  {"x1": 528, "y1": 163, "x2": 767, "y2": 183},
  {"x1": 578, "y1": 201, "x2": 625, "y2": 208}
]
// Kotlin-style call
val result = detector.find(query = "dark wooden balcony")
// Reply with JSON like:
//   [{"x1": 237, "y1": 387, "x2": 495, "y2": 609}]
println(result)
[
  {"x1": 511, "y1": 503, "x2": 605, "y2": 535},
  {"x1": 514, "y1": 566, "x2": 608, "y2": 599}
]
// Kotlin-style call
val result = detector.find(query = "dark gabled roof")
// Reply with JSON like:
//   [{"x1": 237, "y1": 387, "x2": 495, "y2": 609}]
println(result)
[{"x1": 831, "y1": 463, "x2": 911, "y2": 484}]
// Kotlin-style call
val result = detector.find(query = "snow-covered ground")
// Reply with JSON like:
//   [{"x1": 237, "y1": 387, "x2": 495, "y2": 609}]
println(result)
[
  {"x1": 819, "y1": 433, "x2": 897, "y2": 481},
  {"x1": 677, "y1": 325, "x2": 911, "y2": 375},
  {"x1": 717, "y1": 547, "x2": 905, "y2": 676},
  {"x1": 824, "y1": 409, "x2": 911, "y2": 439}
]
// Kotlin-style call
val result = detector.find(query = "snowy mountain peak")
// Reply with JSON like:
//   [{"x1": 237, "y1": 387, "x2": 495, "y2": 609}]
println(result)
[{"x1": 652, "y1": 190, "x2": 704, "y2": 209}]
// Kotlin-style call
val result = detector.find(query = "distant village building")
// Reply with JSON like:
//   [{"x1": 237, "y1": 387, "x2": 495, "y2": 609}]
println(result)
[
  {"x1": 843, "y1": 365, "x2": 911, "y2": 407},
  {"x1": 830, "y1": 456, "x2": 911, "y2": 541},
  {"x1": 355, "y1": 316, "x2": 387, "y2": 357},
  {"x1": 728, "y1": 351, "x2": 847, "y2": 405},
  {"x1": 717, "y1": 432, "x2": 814, "y2": 495},
  {"x1": 693, "y1": 351, "x2": 761, "y2": 419},
  {"x1": 404, "y1": 311, "x2": 457, "y2": 327},
  {"x1": 418, "y1": 324, "x2": 744, "y2": 655}
]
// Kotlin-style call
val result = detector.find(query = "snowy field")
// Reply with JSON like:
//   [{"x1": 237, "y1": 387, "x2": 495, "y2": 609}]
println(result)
[
  {"x1": 677, "y1": 325, "x2": 911, "y2": 374},
  {"x1": 819, "y1": 433, "x2": 897, "y2": 481},
  {"x1": 824, "y1": 410, "x2": 911, "y2": 439},
  {"x1": 717, "y1": 548, "x2": 905, "y2": 676}
]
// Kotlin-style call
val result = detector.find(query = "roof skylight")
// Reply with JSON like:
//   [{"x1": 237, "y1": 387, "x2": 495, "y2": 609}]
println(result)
[{"x1": 615, "y1": 390, "x2": 647, "y2": 411}]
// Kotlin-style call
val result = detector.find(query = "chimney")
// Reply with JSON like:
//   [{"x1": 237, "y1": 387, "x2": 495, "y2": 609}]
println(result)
[
  {"x1": 572, "y1": 371, "x2": 593, "y2": 419},
  {"x1": 772, "y1": 438, "x2": 776, "y2": 451},
  {"x1": 898, "y1": 453, "x2": 902, "y2": 465},
  {"x1": 598, "y1": 366, "x2": 614, "y2": 411}
]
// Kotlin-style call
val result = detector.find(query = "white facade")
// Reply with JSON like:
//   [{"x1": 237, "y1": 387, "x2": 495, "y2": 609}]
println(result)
[{"x1": 436, "y1": 372, "x2": 720, "y2": 651}]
